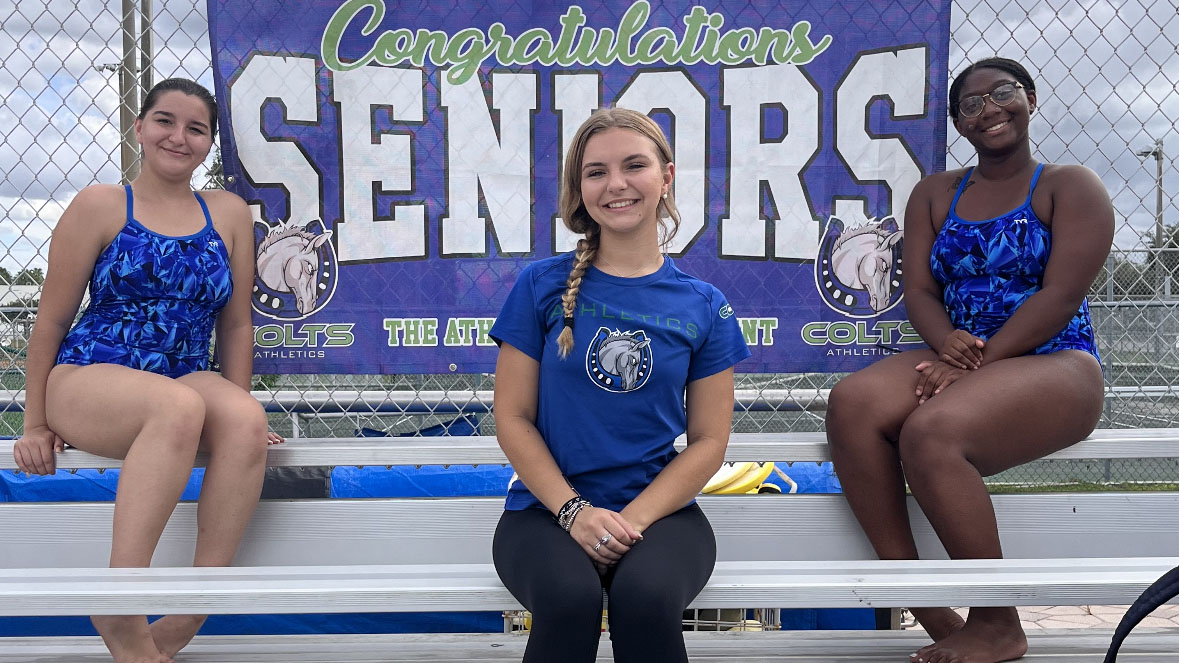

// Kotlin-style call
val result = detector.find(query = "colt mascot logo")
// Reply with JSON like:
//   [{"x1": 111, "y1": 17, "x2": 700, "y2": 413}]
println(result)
[
  {"x1": 253, "y1": 219, "x2": 338, "y2": 319},
  {"x1": 586, "y1": 328, "x2": 653, "y2": 393},
  {"x1": 814, "y1": 215, "x2": 904, "y2": 318}
]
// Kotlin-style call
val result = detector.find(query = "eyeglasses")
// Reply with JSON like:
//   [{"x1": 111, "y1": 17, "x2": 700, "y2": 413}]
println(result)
[{"x1": 958, "y1": 82, "x2": 1024, "y2": 118}]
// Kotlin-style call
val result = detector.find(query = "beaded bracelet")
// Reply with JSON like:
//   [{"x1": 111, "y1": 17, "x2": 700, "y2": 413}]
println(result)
[{"x1": 556, "y1": 496, "x2": 592, "y2": 531}]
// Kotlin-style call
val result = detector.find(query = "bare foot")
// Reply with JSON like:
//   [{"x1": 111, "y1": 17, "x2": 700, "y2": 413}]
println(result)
[
  {"x1": 150, "y1": 614, "x2": 207, "y2": 658},
  {"x1": 91, "y1": 615, "x2": 174, "y2": 663},
  {"x1": 910, "y1": 607, "x2": 966, "y2": 641},
  {"x1": 910, "y1": 607, "x2": 1027, "y2": 663}
]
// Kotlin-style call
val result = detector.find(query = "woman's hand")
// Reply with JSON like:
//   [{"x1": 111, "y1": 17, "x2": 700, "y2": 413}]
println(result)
[
  {"x1": 914, "y1": 360, "x2": 968, "y2": 404},
  {"x1": 266, "y1": 431, "x2": 285, "y2": 445},
  {"x1": 569, "y1": 506, "x2": 643, "y2": 566},
  {"x1": 939, "y1": 329, "x2": 984, "y2": 369},
  {"x1": 12, "y1": 425, "x2": 66, "y2": 475}
]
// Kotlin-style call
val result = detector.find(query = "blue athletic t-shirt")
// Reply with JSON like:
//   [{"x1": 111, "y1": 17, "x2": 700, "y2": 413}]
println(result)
[{"x1": 490, "y1": 253, "x2": 751, "y2": 512}]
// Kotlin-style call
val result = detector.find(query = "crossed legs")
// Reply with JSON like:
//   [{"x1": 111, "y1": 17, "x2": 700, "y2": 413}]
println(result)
[
  {"x1": 827, "y1": 349, "x2": 1103, "y2": 663},
  {"x1": 45, "y1": 364, "x2": 268, "y2": 663}
]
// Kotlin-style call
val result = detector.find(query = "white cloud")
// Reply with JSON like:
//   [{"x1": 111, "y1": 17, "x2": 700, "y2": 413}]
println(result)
[{"x1": 0, "y1": 193, "x2": 65, "y2": 273}]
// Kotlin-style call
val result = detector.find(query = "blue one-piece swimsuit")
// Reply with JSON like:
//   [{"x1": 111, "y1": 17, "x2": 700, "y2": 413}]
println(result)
[
  {"x1": 929, "y1": 164, "x2": 1100, "y2": 361},
  {"x1": 55, "y1": 185, "x2": 233, "y2": 378}
]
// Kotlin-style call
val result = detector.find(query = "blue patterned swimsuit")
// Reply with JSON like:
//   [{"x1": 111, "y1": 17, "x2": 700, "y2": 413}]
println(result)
[
  {"x1": 930, "y1": 164, "x2": 1100, "y2": 361},
  {"x1": 55, "y1": 185, "x2": 233, "y2": 378}
]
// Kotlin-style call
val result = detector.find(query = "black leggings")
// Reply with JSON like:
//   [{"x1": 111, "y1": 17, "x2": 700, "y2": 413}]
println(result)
[{"x1": 492, "y1": 503, "x2": 715, "y2": 663}]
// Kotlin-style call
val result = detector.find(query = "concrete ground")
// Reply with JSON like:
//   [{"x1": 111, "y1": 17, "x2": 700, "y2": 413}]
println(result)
[{"x1": 904, "y1": 604, "x2": 1179, "y2": 630}]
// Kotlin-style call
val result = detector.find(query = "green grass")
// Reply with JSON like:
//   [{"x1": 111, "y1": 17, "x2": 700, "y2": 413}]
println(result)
[
  {"x1": 987, "y1": 481, "x2": 1179, "y2": 493},
  {"x1": 0, "y1": 371, "x2": 24, "y2": 436},
  {"x1": 0, "y1": 371, "x2": 24, "y2": 390},
  {"x1": 0, "y1": 412, "x2": 21, "y2": 437}
]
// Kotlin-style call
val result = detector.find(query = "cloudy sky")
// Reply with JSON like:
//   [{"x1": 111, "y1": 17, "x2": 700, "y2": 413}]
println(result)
[
  {"x1": 1, "y1": 0, "x2": 1174, "y2": 277},
  {"x1": 1, "y1": 0, "x2": 217, "y2": 277},
  {"x1": 946, "y1": 0, "x2": 1177, "y2": 253}
]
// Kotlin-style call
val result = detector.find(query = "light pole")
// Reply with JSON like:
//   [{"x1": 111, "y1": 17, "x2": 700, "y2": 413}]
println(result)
[
  {"x1": 93, "y1": 62, "x2": 138, "y2": 184},
  {"x1": 1136, "y1": 138, "x2": 1165, "y2": 251},
  {"x1": 1136, "y1": 138, "x2": 1167, "y2": 298},
  {"x1": 93, "y1": 1, "x2": 153, "y2": 184},
  {"x1": 120, "y1": 0, "x2": 141, "y2": 182}
]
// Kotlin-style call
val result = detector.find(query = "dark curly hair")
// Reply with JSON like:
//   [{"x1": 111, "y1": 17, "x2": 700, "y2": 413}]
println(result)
[
  {"x1": 948, "y1": 57, "x2": 1035, "y2": 120},
  {"x1": 139, "y1": 78, "x2": 218, "y2": 138}
]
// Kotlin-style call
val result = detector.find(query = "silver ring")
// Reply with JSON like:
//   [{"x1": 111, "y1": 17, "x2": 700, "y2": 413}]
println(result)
[
  {"x1": 592, "y1": 541, "x2": 603, "y2": 551},
  {"x1": 599, "y1": 533, "x2": 612, "y2": 546}
]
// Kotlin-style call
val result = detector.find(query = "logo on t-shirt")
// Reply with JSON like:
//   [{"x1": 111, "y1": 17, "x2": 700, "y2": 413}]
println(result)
[
  {"x1": 585, "y1": 327, "x2": 653, "y2": 393},
  {"x1": 719, "y1": 303, "x2": 734, "y2": 319}
]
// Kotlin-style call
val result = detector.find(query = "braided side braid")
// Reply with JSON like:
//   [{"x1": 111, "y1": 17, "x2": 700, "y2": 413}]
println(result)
[
  {"x1": 555, "y1": 107, "x2": 677, "y2": 359},
  {"x1": 556, "y1": 229, "x2": 600, "y2": 358}
]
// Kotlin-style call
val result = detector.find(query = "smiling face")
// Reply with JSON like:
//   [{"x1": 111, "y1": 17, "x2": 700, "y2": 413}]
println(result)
[
  {"x1": 134, "y1": 90, "x2": 214, "y2": 180},
  {"x1": 578, "y1": 127, "x2": 674, "y2": 240},
  {"x1": 952, "y1": 67, "x2": 1037, "y2": 153}
]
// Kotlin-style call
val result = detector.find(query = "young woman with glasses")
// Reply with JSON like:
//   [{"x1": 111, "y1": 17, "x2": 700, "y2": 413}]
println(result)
[{"x1": 825, "y1": 57, "x2": 1114, "y2": 663}]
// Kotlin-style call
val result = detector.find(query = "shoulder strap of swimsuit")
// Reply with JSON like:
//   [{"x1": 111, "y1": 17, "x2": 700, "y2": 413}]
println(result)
[
  {"x1": 124, "y1": 184, "x2": 133, "y2": 221},
  {"x1": 193, "y1": 191, "x2": 213, "y2": 231},
  {"x1": 1025, "y1": 163, "x2": 1045, "y2": 205},
  {"x1": 948, "y1": 167, "x2": 974, "y2": 217}
]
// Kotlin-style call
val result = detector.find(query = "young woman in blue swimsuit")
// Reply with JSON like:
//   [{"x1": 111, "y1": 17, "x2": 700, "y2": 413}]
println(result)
[
  {"x1": 826, "y1": 58, "x2": 1114, "y2": 663},
  {"x1": 13, "y1": 79, "x2": 281, "y2": 663}
]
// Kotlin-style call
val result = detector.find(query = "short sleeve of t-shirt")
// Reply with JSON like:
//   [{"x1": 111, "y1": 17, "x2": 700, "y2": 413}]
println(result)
[
  {"x1": 488, "y1": 262, "x2": 546, "y2": 361},
  {"x1": 687, "y1": 287, "x2": 751, "y2": 382}
]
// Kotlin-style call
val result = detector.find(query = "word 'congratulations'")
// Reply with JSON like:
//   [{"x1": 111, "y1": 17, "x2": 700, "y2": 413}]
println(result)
[{"x1": 321, "y1": 0, "x2": 833, "y2": 84}]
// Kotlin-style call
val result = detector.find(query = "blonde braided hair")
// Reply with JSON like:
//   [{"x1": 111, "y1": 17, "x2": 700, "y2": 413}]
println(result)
[
  {"x1": 556, "y1": 230, "x2": 600, "y2": 358},
  {"x1": 556, "y1": 108, "x2": 680, "y2": 359}
]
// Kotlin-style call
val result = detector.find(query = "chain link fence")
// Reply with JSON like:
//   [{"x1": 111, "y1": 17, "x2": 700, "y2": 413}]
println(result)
[{"x1": 1, "y1": 1, "x2": 1176, "y2": 486}]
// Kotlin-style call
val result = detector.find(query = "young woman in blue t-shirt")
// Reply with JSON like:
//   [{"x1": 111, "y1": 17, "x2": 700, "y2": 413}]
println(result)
[
  {"x1": 489, "y1": 108, "x2": 750, "y2": 662},
  {"x1": 826, "y1": 58, "x2": 1113, "y2": 663}
]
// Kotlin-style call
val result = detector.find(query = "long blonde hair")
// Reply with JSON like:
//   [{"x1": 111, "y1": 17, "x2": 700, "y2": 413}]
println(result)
[{"x1": 555, "y1": 108, "x2": 680, "y2": 358}]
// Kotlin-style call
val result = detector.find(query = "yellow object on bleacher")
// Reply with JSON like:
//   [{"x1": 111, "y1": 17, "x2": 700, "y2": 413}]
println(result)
[{"x1": 702, "y1": 462, "x2": 776, "y2": 494}]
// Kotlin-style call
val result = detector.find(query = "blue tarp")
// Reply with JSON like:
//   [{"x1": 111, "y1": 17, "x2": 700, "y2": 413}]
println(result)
[
  {"x1": 0, "y1": 468, "x2": 205, "y2": 503},
  {"x1": 762, "y1": 462, "x2": 843, "y2": 494},
  {"x1": 331, "y1": 415, "x2": 512, "y2": 498},
  {"x1": 780, "y1": 608, "x2": 877, "y2": 630},
  {"x1": 331, "y1": 464, "x2": 514, "y2": 498}
]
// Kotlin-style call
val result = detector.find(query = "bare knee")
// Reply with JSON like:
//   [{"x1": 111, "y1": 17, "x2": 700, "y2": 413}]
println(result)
[
  {"x1": 897, "y1": 407, "x2": 968, "y2": 482},
  {"x1": 204, "y1": 395, "x2": 269, "y2": 460},
  {"x1": 827, "y1": 374, "x2": 903, "y2": 449},
  {"x1": 827, "y1": 376, "x2": 870, "y2": 439},
  {"x1": 144, "y1": 383, "x2": 206, "y2": 450}
]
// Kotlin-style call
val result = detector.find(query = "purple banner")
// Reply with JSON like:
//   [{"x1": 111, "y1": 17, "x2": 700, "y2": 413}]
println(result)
[{"x1": 208, "y1": 0, "x2": 950, "y2": 373}]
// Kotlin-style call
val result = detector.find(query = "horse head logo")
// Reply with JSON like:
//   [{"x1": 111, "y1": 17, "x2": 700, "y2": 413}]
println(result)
[
  {"x1": 253, "y1": 219, "x2": 337, "y2": 319},
  {"x1": 586, "y1": 328, "x2": 653, "y2": 392},
  {"x1": 815, "y1": 215, "x2": 904, "y2": 317}
]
